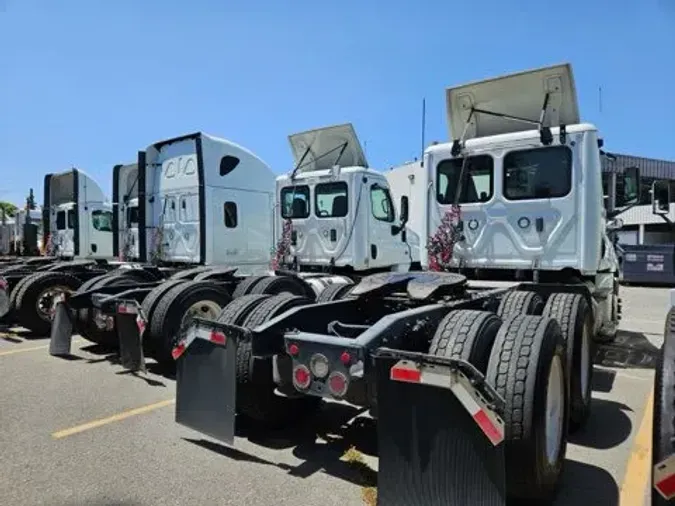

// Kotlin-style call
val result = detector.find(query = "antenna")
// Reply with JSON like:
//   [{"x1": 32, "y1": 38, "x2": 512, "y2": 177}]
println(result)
[
  {"x1": 420, "y1": 98, "x2": 426, "y2": 167},
  {"x1": 599, "y1": 86, "x2": 603, "y2": 114}
]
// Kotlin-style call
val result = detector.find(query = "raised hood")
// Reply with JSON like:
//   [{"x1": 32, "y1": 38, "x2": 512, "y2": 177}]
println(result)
[
  {"x1": 288, "y1": 123, "x2": 368, "y2": 173},
  {"x1": 445, "y1": 63, "x2": 580, "y2": 141}
]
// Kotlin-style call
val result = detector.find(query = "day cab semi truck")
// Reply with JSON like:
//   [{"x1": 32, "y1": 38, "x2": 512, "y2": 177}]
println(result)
[
  {"x1": 170, "y1": 63, "x2": 640, "y2": 505},
  {"x1": 0, "y1": 167, "x2": 138, "y2": 334},
  {"x1": 49, "y1": 125, "x2": 414, "y2": 369}
]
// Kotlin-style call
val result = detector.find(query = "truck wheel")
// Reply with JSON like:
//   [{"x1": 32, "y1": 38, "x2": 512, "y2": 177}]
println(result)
[
  {"x1": 251, "y1": 275, "x2": 315, "y2": 300},
  {"x1": 316, "y1": 283, "x2": 354, "y2": 303},
  {"x1": 237, "y1": 293, "x2": 318, "y2": 425},
  {"x1": 231, "y1": 275, "x2": 269, "y2": 298},
  {"x1": 169, "y1": 266, "x2": 214, "y2": 281},
  {"x1": 8, "y1": 273, "x2": 37, "y2": 312},
  {"x1": 428, "y1": 310, "x2": 502, "y2": 374},
  {"x1": 216, "y1": 294, "x2": 271, "y2": 325},
  {"x1": 14, "y1": 271, "x2": 82, "y2": 335},
  {"x1": 542, "y1": 293, "x2": 593, "y2": 432},
  {"x1": 150, "y1": 281, "x2": 232, "y2": 364},
  {"x1": 497, "y1": 291, "x2": 545, "y2": 319},
  {"x1": 486, "y1": 314, "x2": 568, "y2": 504},
  {"x1": 140, "y1": 279, "x2": 188, "y2": 332},
  {"x1": 653, "y1": 308, "x2": 675, "y2": 506}
]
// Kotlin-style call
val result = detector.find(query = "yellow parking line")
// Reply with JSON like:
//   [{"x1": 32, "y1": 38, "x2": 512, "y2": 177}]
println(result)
[
  {"x1": 51, "y1": 398, "x2": 176, "y2": 439},
  {"x1": 620, "y1": 389, "x2": 654, "y2": 505},
  {"x1": 0, "y1": 344, "x2": 50, "y2": 356},
  {"x1": 0, "y1": 338, "x2": 83, "y2": 357}
]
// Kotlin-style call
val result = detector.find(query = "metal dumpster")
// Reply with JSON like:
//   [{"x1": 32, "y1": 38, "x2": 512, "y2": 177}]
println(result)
[{"x1": 621, "y1": 244, "x2": 675, "y2": 285}]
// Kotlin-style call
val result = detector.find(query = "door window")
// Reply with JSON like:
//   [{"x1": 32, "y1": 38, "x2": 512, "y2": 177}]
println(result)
[{"x1": 370, "y1": 184, "x2": 395, "y2": 222}]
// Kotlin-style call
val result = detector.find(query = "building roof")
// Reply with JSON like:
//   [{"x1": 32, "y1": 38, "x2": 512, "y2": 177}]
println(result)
[{"x1": 603, "y1": 153, "x2": 675, "y2": 179}]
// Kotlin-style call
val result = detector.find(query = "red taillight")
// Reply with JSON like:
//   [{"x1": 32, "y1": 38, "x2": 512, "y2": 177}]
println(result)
[
  {"x1": 340, "y1": 351, "x2": 351, "y2": 365},
  {"x1": 172, "y1": 342, "x2": 186, "y2": 360},
  {"x1": 327, "y1": 371, "x2": 348, "y2": 397},
  {"x1": 210, "y1": 331, "x2": 226, "y2": 345},
  {"x1": 390, "y1": 364, "x2": 422, "y2": 383},
  {"x1": 288, "y1": 343, "x2": 300, "y2": 356},
  {"x1": 0, "y1": 277, "x2": 7, "y2": 291},
  {"x1": 293, "y1": 365, "x2": 311, "y2": 389}
]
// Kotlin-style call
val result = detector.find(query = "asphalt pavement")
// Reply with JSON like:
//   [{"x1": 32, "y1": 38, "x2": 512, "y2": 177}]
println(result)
[{"x1": 0, "y1": 285, "x2": 667, "y2": 506}]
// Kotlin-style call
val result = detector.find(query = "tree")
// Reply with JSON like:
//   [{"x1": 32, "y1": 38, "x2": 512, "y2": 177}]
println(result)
[{"x1": 0, "y1": 201, "x2": 17, "y2": 218}]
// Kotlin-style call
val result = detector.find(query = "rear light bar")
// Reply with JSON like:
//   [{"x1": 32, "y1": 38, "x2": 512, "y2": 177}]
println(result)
[
  {"x1": 172, "y1": 326, "x2": 227, "y2": 360},
  {"x1": 654, "y1": 454, "x2": 675, "y2": 500},
  {"x1": 390, "y1": 360, "x2": 505, "y2": 446}
]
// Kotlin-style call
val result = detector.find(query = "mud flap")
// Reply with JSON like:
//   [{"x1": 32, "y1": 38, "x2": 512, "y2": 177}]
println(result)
[
  {"x1": 374, "y1": 349, "x2": 507, "y2": 506},
  {"x1": 174, "y1": 319, "x2": 238, "y2": 446},
  {"x1": 115, "y1": 300, "x2": 148, "y2": 373},
  {"x1": 49, "y1": 296, "x2": 74, "y2": 356}
]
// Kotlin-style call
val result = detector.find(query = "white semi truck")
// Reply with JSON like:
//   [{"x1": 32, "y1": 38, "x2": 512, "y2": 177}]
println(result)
[
  {"x1": 50, "y1": 126, "x2": 415, "y2": 366},
  {"x1": 171, "y1": 63, "x2": 639, "y2": 505}
]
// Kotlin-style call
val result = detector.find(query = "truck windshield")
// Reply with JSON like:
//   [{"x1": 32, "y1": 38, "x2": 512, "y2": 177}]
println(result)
[
  {"x1": 437, "y1": 155, "x2": 494, "y2": 204},
  {"x1": 503, "y1": 146, "x2": 572, "y2": 200},
  {"x1": 280, "y1": 185, "x2": 310, "y2": 219}
]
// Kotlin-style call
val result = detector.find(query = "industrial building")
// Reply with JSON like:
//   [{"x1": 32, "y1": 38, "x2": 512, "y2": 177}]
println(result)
[{"x1": 603, "y1": 153, "x2": 675, "y2": 245}]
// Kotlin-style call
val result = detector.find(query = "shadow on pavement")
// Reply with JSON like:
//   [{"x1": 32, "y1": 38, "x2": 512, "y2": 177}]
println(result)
[
  {"x1": 568, "y1": 398, "x2": 633, "y2": 450},
  {"x1": 553, "y1": 459, "x2": 619, "y2": 505},
  {"x1": 183, "y1": 401, "x2": 377, "y2": 487},
  {"x1": 594, "y1": 330, "x2": 660, "y2": 370}
]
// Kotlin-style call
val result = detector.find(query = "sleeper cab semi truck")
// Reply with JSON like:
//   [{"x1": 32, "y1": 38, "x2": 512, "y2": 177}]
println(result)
[
  {"x1": 171, "y1": 63, "x2": 640, "y2": 506},
  {"x1": 49, "y1": 126, "x2": 415, "y2": 368}
]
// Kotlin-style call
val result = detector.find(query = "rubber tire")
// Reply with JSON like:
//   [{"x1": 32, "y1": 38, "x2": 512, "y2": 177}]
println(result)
[
  {"x1": 497, "y1": 291, "x2": 545, "y2": 319},
  {"x1": 316, "y1": 283, "x2": 354, "y2": 303},
  {"x1": 542, "y1": 292, "x2": 593, "y2": 432},
  {"x1": 428, "y1": 309, "x2": 502, "y2": 374},
  {"x1": 216, "y1": 294, "x2": 271, "y2": 325},
  {"x1": 140, "y1": 279, "x2": 188, "y2": 330},
  {"x1": 14, "y1": 271, "x2": 83, "y2": 334},
  {"x1": 251, "y1": 275, "x2": 315, "y2": 300},
  {"x1": 652, "y1": 307, "x2": 675, "y2": 506},
  {"x1": 486, "y1": 314, "x2": 568, "y2": 504},
  {"x1": 9, "y1": 273, "x2": 38, "y2": 312},
  {"x1": 236, "y1": 293, "x2": 317, "y2": 424},
  {"x1": 231, "y1": 275, "x2": 269, "y2": 298},
  {"x1": 150, "y1": 281, "x2": 232, "y2": 365},
  {"x1": 169, "y1": 266, "x2": 214, "y2": 281}
]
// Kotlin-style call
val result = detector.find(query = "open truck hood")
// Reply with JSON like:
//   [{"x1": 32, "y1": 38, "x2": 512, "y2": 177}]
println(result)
[
  {"x1": 288, "y1": 123, "x2": 368, "y2": 173},
  {"x1": 445, "y1": 63, "x2": 580, "y2": 141}
]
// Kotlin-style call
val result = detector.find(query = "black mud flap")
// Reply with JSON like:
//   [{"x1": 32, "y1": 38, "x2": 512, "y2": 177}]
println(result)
[
  {"x1": 174, "y1": 318, "x2": 239, "y2": 446},
  {"x1": 115, "y1": 300, "x2": 148, "y2": 373},
  {"x1": 49, "y1": 297, "x2": 75, "y2": 356},
  {"x1": 374, "y1": 349, "x2": 507, "y2": 506}
]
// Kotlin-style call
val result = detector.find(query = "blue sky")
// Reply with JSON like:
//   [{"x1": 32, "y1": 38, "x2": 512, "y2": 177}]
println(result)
[{"x1": 1, "y1": 0, "x2": 674, "y2": 207}]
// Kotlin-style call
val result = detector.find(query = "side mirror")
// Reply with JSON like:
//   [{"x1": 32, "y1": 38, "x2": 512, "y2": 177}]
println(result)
[
  {"x1": 652, "y1": 179, "x2": 670, "y2": 215},
  {"x1": 622, "y1": 166, "x2": 640, "y2": 205},
  {"x1": 606, "y1": 217, "x2": 624, "y2": 231},
  {"x1": 400, "y1": 196, "x2": 409, "y2": 224}
]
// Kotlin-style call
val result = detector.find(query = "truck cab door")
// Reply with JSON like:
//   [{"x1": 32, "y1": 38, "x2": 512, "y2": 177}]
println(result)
[
  {"x1": 86, "y1": 204, "x2": 114, "y2": 258},
  {"x1": 367, "y1": 181, "x2": 409, "y2": 270}
]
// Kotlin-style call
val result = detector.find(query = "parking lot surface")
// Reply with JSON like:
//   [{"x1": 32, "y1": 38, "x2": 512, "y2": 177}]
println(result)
[{"x1": 0, "y1": 285, "x2": 667, "y2": 506}]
